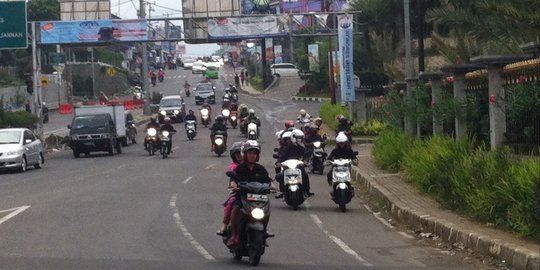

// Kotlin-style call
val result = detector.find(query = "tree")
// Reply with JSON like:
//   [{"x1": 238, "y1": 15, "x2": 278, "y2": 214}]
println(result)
[{"x1": 27, "y1": 0, "x2": 60, "y2": 21}]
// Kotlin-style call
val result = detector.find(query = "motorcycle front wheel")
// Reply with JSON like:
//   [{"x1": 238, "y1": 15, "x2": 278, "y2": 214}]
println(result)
[
  {"x1": 248, "y1": 231, "x2": 265, "y2": 266},
  {"x1": 339, "y1": 189, "x2": 347, "y2": 212}
]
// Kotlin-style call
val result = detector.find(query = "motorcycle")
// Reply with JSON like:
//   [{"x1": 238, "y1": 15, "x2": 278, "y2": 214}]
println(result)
[
  {"x1": 221, "y1": 108, "x2": 230, "y2": 126},
  {"x1": 278, "y1": 159, "x2": 306, "y2": 210},
  {"x1": 186, "y1": 120, "x2": 197, "y2": 140},
  {"x1": 247, "y1": 122, "x2": 258, "y2": 140},
  {"x1": 126, "y1": 121, "x2": 137, "y2": 145},
  {"x1": 229, "y1": 111, "x2": 238, "y2": 129},
  {"x1": 297, "y1": 118, "x2": 312, "y2": 133},
  {"x1": 221, "y1": 172, "x2": 273, "y2": 266},
  {"x1": 159, "y1": 130, "x2": 174, "y2": 158},
  {"x1": 200, "y1": 108, "x2": 211, "y2": 127},
  {"x1": 213, "y1": 130, "x2": 227, "y2": 157},
  {"x1": 309, "y1": 141, "x2": 327, "y2": 175},
  {"x1": 146, "y1": 128, "x2": 159, "y2": 156},
  {"x1": 184, "y1": 86, "x2": 191, "y2": 97},
  {"x1": 151, "y1": 77, "x2": 157, "y2": 87},
  {"x1": 158, "y1": 74, "x2": 164, "y2": 82},
  {"x1": 328, "y1": 156, "x2": 357, "y2": 212}
]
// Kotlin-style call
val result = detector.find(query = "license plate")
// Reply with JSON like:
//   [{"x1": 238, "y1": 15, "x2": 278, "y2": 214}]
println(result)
[
  {"x1": 84, "y1": 142, "x2": 94, "y2": 146},
  {"x1": 161, "y1": 137, "x2": 170, "y2": 141},
  {"x1": 247, "y1": 193, "x2": 268, "y2": 201}
]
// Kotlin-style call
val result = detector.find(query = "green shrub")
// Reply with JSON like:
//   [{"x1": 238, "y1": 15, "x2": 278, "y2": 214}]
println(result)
[
  {"x1": 249, "y1": 76, "x2": 263, "y2": 91},
  {"x1": 351, "y1": 120, "x2": 389, "y2": 136},
  {"x1": 318, "y1": 101, "x2": 347, "y2": 131},
  {"x1": 372, "y1": 129, "x2": 412, "y2": 172},
  {"x1": 0, "y1": 111, "x2": 38, "y2": 128}
]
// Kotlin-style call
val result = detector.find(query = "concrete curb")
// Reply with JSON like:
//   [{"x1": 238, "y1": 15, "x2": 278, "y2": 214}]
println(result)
[
  {"x1": 351, "y1": 166, "x2": 540, "y2": 270},
  {"x1": 291, "y1": 96, "x2": 330, "y2": 102}
]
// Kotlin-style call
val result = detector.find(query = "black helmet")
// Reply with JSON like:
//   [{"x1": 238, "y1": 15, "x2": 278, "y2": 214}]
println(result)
[
  {"x1": 242, "y1": 140, "x2": 260, "y2": 161},
  {"x1": 215, "y1": 114, "x2": 224, "y2": 122},
  {"x1": 229, "y1": 141, "x2": 243, "y2": 159}
]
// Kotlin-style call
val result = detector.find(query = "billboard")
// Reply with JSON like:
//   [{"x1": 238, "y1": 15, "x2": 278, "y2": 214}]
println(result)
[
  {"x1": 274, "y1": 45, "x2": 283, "y2": 64},
  {"x1": 182, "y1": 0, "x2": 240, "y2": 42},
  {"x1": 207, "y1": 15, "x2": 289, "y2": 41},
  {"x1": 40, "y1": 19, "x2": 147, "y2": 44},
  {"x1": 0, "y1": 1, "x2": 27, "y2": 49},
  {"x1": 308, "y1": 44, "x2": 320, "y2": 72},
  {"x1": 60, "y1": 0, "x2": 111, "y2": 20}
]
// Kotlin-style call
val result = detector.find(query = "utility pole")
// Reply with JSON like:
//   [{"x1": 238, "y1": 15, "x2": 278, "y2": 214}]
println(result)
[
  {"x1": 403, "y1": 0, "x2": 415, "y2": 136},
  {"x1": 31, "y1": 22, "x2": 43, "y2": 139},
  {"x1": 140, "y1": 0, "x2": 151, "y2": 115}
]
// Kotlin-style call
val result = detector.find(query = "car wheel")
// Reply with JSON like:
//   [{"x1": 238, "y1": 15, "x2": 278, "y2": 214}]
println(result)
[
  {"x1": 73, "y1": 150, "x2": 80, "y2": 158},
  {"x1": 108, "y1": 142, "x2": 114, "y2": 156},
  {"x1": 19, "y1": 156, "x2": 27, "y2": 172},
  {"x1": 34, "y1": 153, "x2": 44, "y2": 169}
]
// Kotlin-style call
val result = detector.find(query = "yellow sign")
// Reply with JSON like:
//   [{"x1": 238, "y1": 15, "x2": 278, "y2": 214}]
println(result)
[
  {"x1": 40, "y1": 76, "x2": 48, "y2": 88},
  {"x1": 106, "y1": 67, "x2": 116, "y2": 77}
]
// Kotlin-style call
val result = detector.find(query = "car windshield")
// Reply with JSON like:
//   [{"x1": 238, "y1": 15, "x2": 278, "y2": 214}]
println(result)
[
  {"x1": 196, "y1": 84, "x2": 213, "y2": 91},
  {"x1": 72, "y1": 115, "x2": 108, "y2": 129},
  {"x1": 160, "y1": 99, "x2": 182, "y2": 107},
  {"x1": 0, "y1": 130, "x2": 21, "y2": 144}
]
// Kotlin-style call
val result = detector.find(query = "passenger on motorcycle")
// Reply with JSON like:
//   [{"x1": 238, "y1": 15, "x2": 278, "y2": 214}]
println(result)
[
  {"x1": 326, "y1": 132, "x2": 358, "y2": 185},
  {"x1": 275, "y1": 129, "x2": 314, "y2": 197},
  {"x1": 217, "y1": 141, "x2": 244, "y2": 236},
  {"x1": 210, "y1": 115, "x2": 228, "y2": 152},
  {"x1": 227, "y1": 140, "x2": 276, "y2": 247},
  {"x1": 336, "y1": 115, "x2": 353, "y2": 142},
  {"x1": 160, "y1": 117, "x2": 176, "y2": 154},
  {"x1": 228, "y1": 101, "x2": 238, "y2": 112},
  {"x1": 144, "y1": 116, "x2": 160, "y2": 150},
  {"x1": 184, "y1": 109, "x2": 197, "y2": 130},
  {"x1": 222, "y1": 98, "x2": 231, "y2": 110},
  {"x1": 303, "y1": 124, "x2": 324, "y2": 162}
]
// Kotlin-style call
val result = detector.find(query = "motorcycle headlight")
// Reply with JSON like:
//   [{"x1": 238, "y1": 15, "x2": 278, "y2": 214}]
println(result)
[
  {"x1": 201, "y1": 109, "x2": 209, "y2": 115},
  {"x1": 313, "y1": 141, "x2": 321, "y2": 148},
  {"x1": 174, "y1": 110, "x2": 179, "y2": 115},
  {"x1": 287, "y1": 178, "x2": 300, "y2": 185},
  {"x1": 251, "y1": 208, "x2": 265, "y2": 220},
  {"x1": 222, "y1": 109, "x2": 230, "y2": 117},
  {"x1": 231, "y1": 116, "x2": 236, "y2": 121},
  {"x1": 131, "y1": 124, "x2": 136, "y2": 128},
  {"x1": 162, "y1": 131, "x2": 170, "y2": 137},
  {"x1": 215, "y1": 138, "x2": 223, "y2": 145},
  {"x1": 160, "y1": 110, "x2": 166, "y2": 116},
  {"x1": 147, "y1": 128, "x2": 157, "y2": 136}
]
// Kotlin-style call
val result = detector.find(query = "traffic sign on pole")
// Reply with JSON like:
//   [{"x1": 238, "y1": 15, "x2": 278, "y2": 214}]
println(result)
[
  {"x1": 49, "y1": 52, "x2": 66, "y2": 65},
  {"x1": 0, "y1": 1, "x2": 27, "y2": 49}
]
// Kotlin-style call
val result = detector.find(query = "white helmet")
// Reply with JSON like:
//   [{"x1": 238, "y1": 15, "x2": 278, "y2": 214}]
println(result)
[
  {"x1": 281, "y1": 131, "x2": 292, "y2": 139},
  {"x1": 336, "y1": 132, "x2": 348, "y2": 143},
  {"x1": 275, "y1": 130, "x2": 284, "y2": 139},
  {"x1": 299, "y1": 109, "x2": 306, "y2": 116},
  {"x1": 248, "y1": 109, "x2": 255, "y2": 114},
  {"x1": 291, "y1": 129, "x2": 304, "y2": 143}
]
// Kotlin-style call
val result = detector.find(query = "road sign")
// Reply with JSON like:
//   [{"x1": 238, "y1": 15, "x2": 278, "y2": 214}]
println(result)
[
  {"x1": 53, "y1": 64, "x2": 65, "y2": 73},
  {"x1": 49, "y1": 53, "x2": 66, "y2": 65},
  {"x1": 0, "y1": 1, "x2": 27, "y2": 49},
  {"x1": 106, "y1": 67, "x2": 116, "y2": 77},
  {"x1": 40, "y1": 76, "x2": 48, "y2": 88}
]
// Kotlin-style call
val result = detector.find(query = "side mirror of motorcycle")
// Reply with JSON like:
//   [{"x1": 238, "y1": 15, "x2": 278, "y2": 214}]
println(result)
[{"x1": 272, "y1": 153, "x2": 279, "y2": 159}]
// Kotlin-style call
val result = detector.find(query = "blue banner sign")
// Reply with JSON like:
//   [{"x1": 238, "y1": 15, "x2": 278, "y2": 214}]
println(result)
[
  {"x1": 40, "y1": 19, "x2": 147, "y2": 44},
  {"x1": 338, "y1": 14, "x2": 355, "y2": 102}
]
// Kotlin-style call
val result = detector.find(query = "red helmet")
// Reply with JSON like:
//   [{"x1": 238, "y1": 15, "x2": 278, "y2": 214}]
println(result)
[{"x1": 285, "y1": 120, "x2": 295, "y2": 129}]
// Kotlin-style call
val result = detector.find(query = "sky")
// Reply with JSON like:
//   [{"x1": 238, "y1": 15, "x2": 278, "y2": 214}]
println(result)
[{"x1": 111, "y1": 0, "x2": 220, "y2": 56}]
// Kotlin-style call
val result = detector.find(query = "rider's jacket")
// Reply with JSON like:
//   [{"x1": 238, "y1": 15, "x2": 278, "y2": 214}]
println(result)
[
  {"x1": 327, "y1": 147, "x2": 356, "y2": 161},
  {"x1": 233, "y1": 163, "x2": 272, "y2": 184}
]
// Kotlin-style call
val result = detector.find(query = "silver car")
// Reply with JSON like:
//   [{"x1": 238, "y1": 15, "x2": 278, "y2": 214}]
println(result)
[{"x1": 0, "y1": 128, "x2": 44, "y2": 172}]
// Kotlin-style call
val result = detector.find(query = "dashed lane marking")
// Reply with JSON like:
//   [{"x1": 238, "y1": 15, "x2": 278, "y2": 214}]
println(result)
[
  {"x1": 0, "y1": 206, "x2": 30, "y2": 226},
  {"x1": 183, "y1": 176, "x2": 193, "y2": 184}
]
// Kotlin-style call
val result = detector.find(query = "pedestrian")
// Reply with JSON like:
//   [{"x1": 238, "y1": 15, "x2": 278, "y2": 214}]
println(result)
[
  {"x1": 240, "y1": 70, "x2": 245, "y2": 86},
  {"x1": 234, "y1": 73, "x2": 240, "y2": 86},
  {"x1": 245, "y1": 70, "x2": 249, "y2": 85}
]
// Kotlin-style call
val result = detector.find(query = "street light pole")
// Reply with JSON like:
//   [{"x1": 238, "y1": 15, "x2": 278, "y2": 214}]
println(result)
[{"x1": 140, "y1": 0, "x2": 151, "y2": 115}]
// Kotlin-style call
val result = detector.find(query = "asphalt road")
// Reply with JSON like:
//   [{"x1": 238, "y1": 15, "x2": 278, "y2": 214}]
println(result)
[{"x1": 0, "y1": 67, "x2": 498, "y2": 269}]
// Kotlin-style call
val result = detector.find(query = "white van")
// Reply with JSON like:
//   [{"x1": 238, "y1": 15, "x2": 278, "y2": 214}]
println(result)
[{"x1": 270, "y1": 63, "x2": 300, "y2": 77}]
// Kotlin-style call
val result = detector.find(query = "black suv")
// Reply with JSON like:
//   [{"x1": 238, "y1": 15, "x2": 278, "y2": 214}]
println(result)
[
  {"x1": 194, "y1": 83, "x2": 216, "y2": 105},
  {"x1": 68, "y1": 113, "x2": 121, "y2": 158},
  {"x1": 158, "y1": 95, "x2": 186, "y2": 123}
]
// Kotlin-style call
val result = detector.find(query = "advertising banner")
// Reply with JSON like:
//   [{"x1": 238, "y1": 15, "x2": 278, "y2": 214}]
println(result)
[
  {"x1": 40, "y1": 19, "x2": 147, "y2": 44},
  {"x1": 308, "y1": 44, "x2": 320, "y2": 72},
  {"x1": 274, "y1": 45, "x2": 283, "y2": 64},
  {"x1": 265, "y1": 38, "x2": 273, "y2": 63},
  {"x1": 207, "y1": 15, "x2": 289, "y2": 40},
  {"x1": 0, "y1": 1, "x2": 27, "y2": 49},
  {"x1": 338, "y1": 14, "x2": 355, "y2": 102}
]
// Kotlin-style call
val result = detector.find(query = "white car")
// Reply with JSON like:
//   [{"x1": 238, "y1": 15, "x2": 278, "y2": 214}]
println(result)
[
  {"x1": 270, "y1": 63, "x2": 300, "y2": 77},
  {"x1": 192, "y1": 62, "x2": 205, "y2": 74},
  {"x1": 0, "y1": 128, "x2": 44, "y2": 172},
  {"x1": 183, "y1": 58, "x2": 195, "y2": 70}
]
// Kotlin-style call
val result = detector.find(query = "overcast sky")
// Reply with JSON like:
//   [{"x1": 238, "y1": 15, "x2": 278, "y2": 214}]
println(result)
[{"x1": 111, "y1": 0, "x2": 220, "y2": 56}]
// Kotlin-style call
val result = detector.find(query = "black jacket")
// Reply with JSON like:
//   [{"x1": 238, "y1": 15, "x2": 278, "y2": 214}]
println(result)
[
  {"x1": 160, "y1": 124, "x2": 176, "y2": 133},
  {"x1": 279, "y1": 143, "x2": 305, "y2": 162},
  {"x1": 327, "y1": 147, "x2": 356, "y2": 161},
  {"x1": 210, "y1": 122, "x2": 227, "y2": 135},
  {"x1": 233, "y1": 163, "x2": 272, "y2": 184},
  {"x1": 185, "y1": 114, "x2": 197, "y2": 122}
]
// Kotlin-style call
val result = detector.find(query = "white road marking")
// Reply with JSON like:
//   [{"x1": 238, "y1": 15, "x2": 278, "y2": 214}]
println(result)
[
  {"x1": 0, "y1": 206, "x2": 30, "y2": 226},
  {"x1": 205, "y1": 164, "x2": 215, "y2": 170},
  {"x1": 169, "y1": 194, "x2": 215, "y2": 260},
  {"x1": 398, "y1": 231, "x2": 415, "y2": 239},
  {"x1": 310, "y1": 214, "x2": 373, "y2": 267},
  {"x1": 183, "y1": 176, "x2": 193, "y2": 184}
]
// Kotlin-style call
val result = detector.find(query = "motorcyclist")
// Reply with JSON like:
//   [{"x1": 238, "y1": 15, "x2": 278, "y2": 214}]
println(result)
[
  {"x1": 144, "y1": 116, "x2": 160, "y2": 150},
  {"x1": 200, "y1": 102, "x2": 212, "y2": 114},
  {"x1": 297, "y1": 109, "x2": 312, "y2": 123},
  {"x1": 336, "y1": 115, "x2": 353, "y2": 142},
  {"x1": 150, "y1": 71, "x2": 157, "y2": 86},
  {"x1": 42, "y1": 102, "x2": 49, "y2": 123},
  {"x1": 157, "y1": 68, "x2": 165, "y2": 81},
  {"x1": 228, "y1": 101, "x2": 238, "y2": 112},
  {"x1": 303, "y1": 124, "x2": 324, "y2": 162},
  {"x1": 183, "y1": 80, "x2": 191, "y2": 95},
  {"x1": 222, "y1": 98, "x2": 231, "y2": 110},
  {"x1": 326, "y1": 132, "x2": 358, "y2": 185},
  {"x1": 275, "y1": 129, "x2": 313, "y2": 197},
  {"x1": 226, "y1": 140, "x2": 276, "y2": 247},
  {"x1": 246, "y1": 109, "x2": 261, "y2": 126},
  {"x1": 217, "y1": 141, "x2": 244, "y2": 236},
  {"x1": 184, "y1": 109, "x2": 198, "y2": 130},
  {"x1": 160, "y1": 117, "x2": 176, "y2": 154},
  {"x1": 210, "y1": 114, "x2": 228, "y2": 152}
]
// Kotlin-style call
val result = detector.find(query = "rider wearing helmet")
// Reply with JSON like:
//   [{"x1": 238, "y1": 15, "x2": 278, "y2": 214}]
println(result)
[
  {"x1": 284, "y1": 120, "x2": 295, "y2": 131},
  {"x1": 297, "y1": 109, "x2": 312, "y2": 123},
  {"x1": 227, "y1": 140, "x2": 276, "y2": 247},
  {"x1": 303, "y1": 124, "x2": 324, "y2": 163},
  {"x1": 217, "y1": 141, "x2": 245, "y2": 236},
  {"x1": 184, "y1": 109, "x2": 197, "y2": 129},
  {"x1": 275, "y1": 129, "x2": 313, "y2": 197},
  {"x1": 210, "y1": 114, "x2": 228, "y2": 152},
  {"x1": 200, "y1": 102, "x2": 212, "y2": 114},
  {"x1": 326, "y1": 131, "x2": 358, "y2": 185},
  {"x1": 160, "y1": 117, "x2": 176, "y2": 154},
  {"x1": 144, "y1": 116, "x2": 160, "y2": 150}
]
